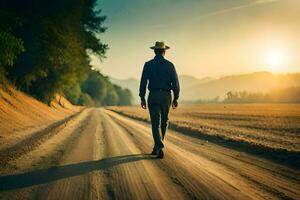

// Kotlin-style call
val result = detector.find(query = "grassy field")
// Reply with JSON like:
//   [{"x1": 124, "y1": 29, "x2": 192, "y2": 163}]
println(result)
[{"x1": 108, "y1": 104, "x2": 300, "y2": 154}]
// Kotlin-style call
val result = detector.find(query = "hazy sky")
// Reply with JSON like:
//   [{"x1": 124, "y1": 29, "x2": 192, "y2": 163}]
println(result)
[{"x1": 92, "y1": 0, "x2": 300, "y2": 79}]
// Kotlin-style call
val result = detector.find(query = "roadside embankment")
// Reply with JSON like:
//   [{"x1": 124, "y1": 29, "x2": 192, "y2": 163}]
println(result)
[{"x1": 0, "y1": 82, "x2": 82, "y2": 150}]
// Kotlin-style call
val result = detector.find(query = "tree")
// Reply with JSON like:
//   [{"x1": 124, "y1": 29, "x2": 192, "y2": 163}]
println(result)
[
  {"x1": 2, "y1": 0, "x2": 108, "y2": 103},
  {"x1": 0, "y1": 1, "x2": 133, "y2": 106},
  {"x1": 0, "y1": 9, "x2": 24, "y2": 78},
  {"x1": 81, "y1": 70, "x2": 108, "y2": 105},
  {"x1": 80, "y1": 70, "x2": 133, "y2": 106},
  {"x1": 114, "y1": 84, "x2": 133, "y2": 105},
  {"x1": 78, "y1": 93, "x2": 94, "y2": 107}
]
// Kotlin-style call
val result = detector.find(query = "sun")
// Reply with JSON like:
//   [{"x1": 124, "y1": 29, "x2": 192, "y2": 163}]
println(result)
[{"x1": 265, "y1": 50, "x2": 285, "y2": 72}]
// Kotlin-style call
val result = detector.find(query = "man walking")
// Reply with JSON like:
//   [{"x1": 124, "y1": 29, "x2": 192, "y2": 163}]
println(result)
[{"x1": 139, "y1": 41, "x2": 180, "y2": 159}]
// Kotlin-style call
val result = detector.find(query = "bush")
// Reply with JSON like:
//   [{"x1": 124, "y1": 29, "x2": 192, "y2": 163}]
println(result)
[{"x1": 78, "y1": 93, "x2": 94, "y2": 106}]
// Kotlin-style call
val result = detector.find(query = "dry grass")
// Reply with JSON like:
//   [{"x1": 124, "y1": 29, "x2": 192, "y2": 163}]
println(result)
[{"x1": 108, "y1": 104, "x2": 300, "y2": 153}]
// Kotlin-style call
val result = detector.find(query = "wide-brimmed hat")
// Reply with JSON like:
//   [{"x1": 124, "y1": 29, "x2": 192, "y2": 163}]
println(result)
[{"x1": 150, "y1": 41, "x2": 170, "y2": 50}]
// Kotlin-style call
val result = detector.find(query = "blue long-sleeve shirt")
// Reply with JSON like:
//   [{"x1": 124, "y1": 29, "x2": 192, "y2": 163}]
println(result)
[{"x1": 139, "y1": 55, "x2": 180, "y2": 101}]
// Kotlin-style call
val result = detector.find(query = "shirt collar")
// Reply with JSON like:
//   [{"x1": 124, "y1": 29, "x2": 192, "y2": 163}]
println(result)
[{"x1": 154, "y1": 55, "x2": 164, "y2": 60}]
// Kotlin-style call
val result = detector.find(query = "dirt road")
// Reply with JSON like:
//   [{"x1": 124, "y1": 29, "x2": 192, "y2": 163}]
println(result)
[{"x1": 0, "y1": 108, "x2": 299, "y2": 200}]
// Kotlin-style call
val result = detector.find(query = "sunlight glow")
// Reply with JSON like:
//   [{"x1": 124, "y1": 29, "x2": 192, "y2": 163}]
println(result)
[{"x1": 265, "y1": 50, "x2": 285, "y2": 72}]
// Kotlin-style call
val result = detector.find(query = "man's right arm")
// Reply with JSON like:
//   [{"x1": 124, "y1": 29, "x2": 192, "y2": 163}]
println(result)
[{"x1": 139, "y1": 63, "x2": 148, "y2": 108}]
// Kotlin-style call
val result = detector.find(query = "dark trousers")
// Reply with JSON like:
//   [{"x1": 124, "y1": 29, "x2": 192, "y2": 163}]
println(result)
[{"x1": 147, "y1": 91, "x2": 172, "y2": 151}]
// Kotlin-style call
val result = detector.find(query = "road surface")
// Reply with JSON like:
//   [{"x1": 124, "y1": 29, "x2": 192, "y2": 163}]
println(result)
[{"x1": 0, "y1": 108, "x2": 299, "y2": 200}]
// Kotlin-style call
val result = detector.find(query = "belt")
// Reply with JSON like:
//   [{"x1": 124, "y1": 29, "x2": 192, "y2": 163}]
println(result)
[{"x1": 151, "y1": 89, "x2": 171, "y2": 92}]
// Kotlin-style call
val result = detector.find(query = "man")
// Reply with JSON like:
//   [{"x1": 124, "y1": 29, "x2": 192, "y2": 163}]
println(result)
[{"x1": 139, "y1": 41, "x2": 180, "y2": 159}]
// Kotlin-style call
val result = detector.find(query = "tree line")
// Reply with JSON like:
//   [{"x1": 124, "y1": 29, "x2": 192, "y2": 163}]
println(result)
[
  {"x1": 224, "y1": 87, "x2": 300, "y2": 103},
  {"x1": 191, "y1": 87, "x2": 300, "y2": 104},
  {"x1": 0, "y1": 0, "x2": 132, "y2": 106}
]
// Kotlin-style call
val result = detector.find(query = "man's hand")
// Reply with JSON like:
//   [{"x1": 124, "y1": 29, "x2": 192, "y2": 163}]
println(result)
[
  {"x1": 172, "y1": 100, "x2": 178, "y2": 109},
  {"x1": 141, "y1": 100, "x2": 147, "y2": 109}
]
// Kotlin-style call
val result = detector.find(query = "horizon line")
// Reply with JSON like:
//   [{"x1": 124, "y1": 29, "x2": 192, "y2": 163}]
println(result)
[{"x1": 109, "y1": 70, "x2": 300, "y2": 80}]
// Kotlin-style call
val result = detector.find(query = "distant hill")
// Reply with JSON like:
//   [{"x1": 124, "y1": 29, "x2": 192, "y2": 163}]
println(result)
[
  {"x1": 110, "y1": 72, "x2": 300, "y2": 103},
  {"x1": 183, "y1": 72, "x2": 300, "y2": 101},
  {"x1": 110, "y1": 75, "x2": 213, "y2": 104},
  {"x1": 179, "y1": 75, "x2": 214, "y2": 90}
]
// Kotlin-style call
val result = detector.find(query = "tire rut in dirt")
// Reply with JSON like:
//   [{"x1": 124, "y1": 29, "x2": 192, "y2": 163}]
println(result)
[
  {"x1": 105, "y1": 110, "x2": 272, "y2": 200},
  {"x1": 0, "y1": 109, "x2": 85, "y2": 167},
  {"x1": 0, "y1": 109, "x2": 95, "y2": 199},
  {"x1": 98, "y1": 110, "x2": 190, "y2": 200}
]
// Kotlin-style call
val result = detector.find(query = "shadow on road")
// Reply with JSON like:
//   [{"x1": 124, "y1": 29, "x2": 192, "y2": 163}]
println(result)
[{"x1": 0, "y1": 154, "x2": 153, "y2": 191}]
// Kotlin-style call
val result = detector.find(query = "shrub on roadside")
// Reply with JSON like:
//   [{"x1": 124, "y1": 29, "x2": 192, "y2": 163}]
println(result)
[{"x1": 78, "y1": 93, "x2": 95, "y2": 107}]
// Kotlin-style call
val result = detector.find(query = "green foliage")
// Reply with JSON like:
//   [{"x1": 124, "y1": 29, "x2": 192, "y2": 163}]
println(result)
[
  {"x1": 81, "y1": 70, "x2": 108, "y2": 105},
  {"x1": 78, "y1": 93, "x2": 95, "y2": 107},
  {"x1": 81, "y1": 70, "x2": 133, "y2": 106},
  {"x1": 104, "y1": 87, "x2": 119, "y2": 106},
  {"x1": 0, "y1": 31, "x2": 24, "y2": 67},
  {"x1": 113, "y1": 85, "x2": 133, "y2": 105},
  {"x1": 0, "y1": 9, "x2": 24, "y2": 74},
  {"x1": 62, "y1": 84, "x2": 82, "y2": 105},
  {"x1": 0, "y1": 0, "x2": 132, "y2": 106},
  {"x1": 1, "y1": 0, "x2": 108, "y2": 104}
]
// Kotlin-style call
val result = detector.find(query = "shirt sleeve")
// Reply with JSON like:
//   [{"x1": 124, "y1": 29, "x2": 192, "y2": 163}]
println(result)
[
  {"x1": 171, "y1": 64, "x2": 180, "y2": 100},
  {"x1": 139, "y1": 62, "x2": 148, "y2": 101}
]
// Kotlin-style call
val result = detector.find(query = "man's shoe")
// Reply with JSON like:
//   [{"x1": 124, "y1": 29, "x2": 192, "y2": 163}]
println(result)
[
  {"x1": 150, "y1": 148, "x2": 157, "y2": 155},
  {"x1": 157, "y1": 150, "x2": 164, "y2": 159}
]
